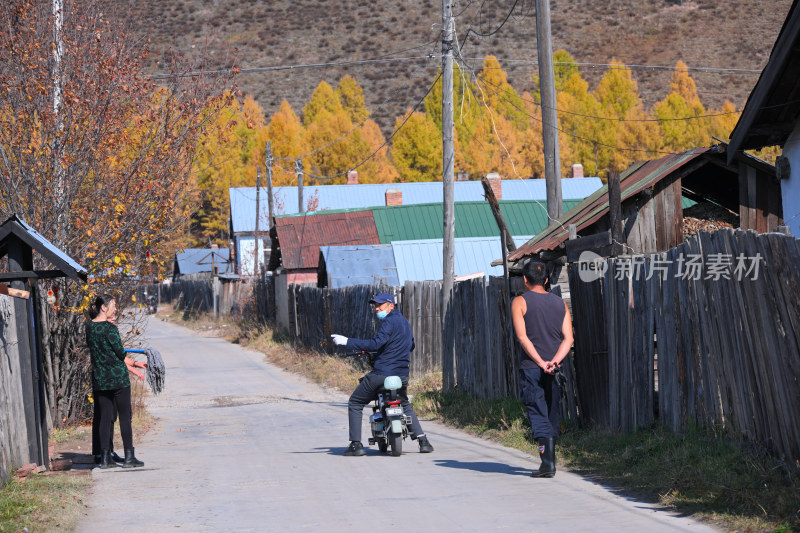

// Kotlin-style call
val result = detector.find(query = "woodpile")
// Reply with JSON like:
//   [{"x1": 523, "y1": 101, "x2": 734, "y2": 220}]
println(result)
[{"x1": 682, "y1": 202, "x2": 739, "y2": 239}]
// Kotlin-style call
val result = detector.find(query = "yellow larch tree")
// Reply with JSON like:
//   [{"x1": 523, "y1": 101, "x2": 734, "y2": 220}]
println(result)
[
  {"x1": 390, "y1": 109, "x2": 442, "y2": 182},
  {"x1": 266, "y1": 100, "x2": 308, "y2": 186}
]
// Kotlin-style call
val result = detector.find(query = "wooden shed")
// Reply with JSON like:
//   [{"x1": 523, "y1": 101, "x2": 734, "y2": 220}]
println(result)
[{"x1": 508, "y1": 144, "x2": 782, "y2": 263}]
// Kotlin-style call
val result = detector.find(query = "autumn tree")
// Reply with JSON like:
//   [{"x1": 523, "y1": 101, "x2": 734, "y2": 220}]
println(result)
[
  {"x1": 193, "y1": 94, "x2": 269, "y2": 245},
  {"x1": 265, "y1": 101, "x2": 308, "y2": 186},
  {"x1": 336, "y1": 75, "x2": 370, "y2": 124},
  {"x1": 390, "y1": 110, "x2": 442, "y2": 182},
  {"x1": 653, "y1": 61, "x2": 710, "y2": 151},
  {"x1": 0, "y1": 0, "x2": 231, "y2": 425}
]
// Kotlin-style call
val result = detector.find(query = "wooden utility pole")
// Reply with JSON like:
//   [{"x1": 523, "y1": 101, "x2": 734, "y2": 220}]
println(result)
[
  {"x1": 608, "y1": 171, "x2": 623, "y2": 256},
  {"x1": 535, "y1": 0, "x2": 563, "y2": 221},
  {"x1": 266, "y1": 141, "x2": 274, "y2": 230},
  {"x1": 481, "y1": 177, "x2": 516, "y2": 252},
  {"x1": 441, "y1": 0, "x2": 456, "y2": 391},
  {"x1": 296, "y1": 159, "x2": 304, "y2": 214},
  {"x1": 254, "y1": 166, "x2": 261, "y2": 276}
]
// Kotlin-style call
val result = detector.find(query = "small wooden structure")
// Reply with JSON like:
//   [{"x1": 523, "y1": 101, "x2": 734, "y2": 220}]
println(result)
[
  {"x1": 0, "y1": 215, "x2": 87, "y2": 476},
  {"x1": 507, "y1": 144, "x2": 782, "y2": 263}
]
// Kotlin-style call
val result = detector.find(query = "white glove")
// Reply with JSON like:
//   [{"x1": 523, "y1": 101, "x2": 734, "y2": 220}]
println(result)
[{"x1": 331, "y1": 334, "x2": 348, "y2": 346}]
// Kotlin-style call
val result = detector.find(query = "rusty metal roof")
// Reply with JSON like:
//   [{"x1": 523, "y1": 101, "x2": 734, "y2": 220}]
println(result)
[
  {"x1": 274, "y1": 210, "x2": 380, "y2": 270},
  {"x1": 507, "y1": 146, "x2": 714, "y2": 261}
]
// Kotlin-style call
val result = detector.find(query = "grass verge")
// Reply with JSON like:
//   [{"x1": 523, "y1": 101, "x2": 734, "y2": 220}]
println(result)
[
  {"x1": 0, "y1": 472, "x2": 91, "y2": 533},
  {"x1": 413, "y1": 389, "x2": 800, "y2": 533}
]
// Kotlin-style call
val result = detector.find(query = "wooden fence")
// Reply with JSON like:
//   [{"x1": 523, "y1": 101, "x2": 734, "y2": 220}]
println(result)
[
  {"x1": 286, "y1": 277, "x2": 580, "y2": 424},
  {"x1": 568, "y1": 228, "x2": 800, "y2": 468}
]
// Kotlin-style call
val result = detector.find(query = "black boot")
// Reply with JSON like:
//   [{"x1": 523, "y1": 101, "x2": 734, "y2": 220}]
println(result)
[
  {"x1": 99, "y1": 449, "x2": 117, "y2": 469},
  {"x1": 111, "y1": 451, "x2": 124, "y2": 463},
  {"x1": 418, "y1": 436, "x2": 434, "y2": 453},
  {"x1": 122, "y1": 447, "x2": 144, "y2": 468},
  {"x1": 531, "y1": 437, "x2": 556, "y2": 478},
  {"x1": 343, "y1": 441, "x2": 366, "y2": 456}
]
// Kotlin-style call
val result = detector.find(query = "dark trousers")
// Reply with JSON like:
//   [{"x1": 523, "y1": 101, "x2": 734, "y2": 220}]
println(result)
[
  {"x1": 348, "y1": 373, "x2": 424, "y2": 443},
  {"x1": 95, "y1": 387, "x2": 133, "y2": 452},
  {"x1": 92, "y1": 389, "x2": 118, "y2": 455},
  {"x1": 520, "y1": 367, "x2": 561, "y2": 440}
]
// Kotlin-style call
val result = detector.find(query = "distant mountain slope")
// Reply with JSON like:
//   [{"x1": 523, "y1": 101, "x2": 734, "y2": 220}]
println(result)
[{"x1": 119, "y1": 0, "x2": 791, "y2": 132}]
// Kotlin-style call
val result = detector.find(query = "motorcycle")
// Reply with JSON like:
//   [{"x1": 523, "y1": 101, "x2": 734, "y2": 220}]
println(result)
[
  {"x1": 367, "y1": 375, "x2": 412, "y2": 457},
  {"x1": 145, "y1": 295, "x2": 158, "y2": 315}
]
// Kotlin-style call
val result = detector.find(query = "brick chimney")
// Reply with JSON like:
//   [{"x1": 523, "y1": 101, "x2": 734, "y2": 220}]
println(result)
[
  {"x1": 485, "y1": 172, "x2": 502, "y2": 200},
  {"x1": 571, "y1": 164, "x2": 584, "y2": 178},
  {"x1": 456, "y1": 171, "x2": 469, "y2": 181},
  {"x1": 347, "y1": 170, "x2": 359, "y2": 184},
  {"x1": 385, "y1": 188, "x2": 402, "y2": 206}
]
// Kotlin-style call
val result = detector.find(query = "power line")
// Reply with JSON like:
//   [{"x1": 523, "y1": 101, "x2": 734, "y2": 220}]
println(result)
[
  {"x1": 459, "y1": 0, "x2": 521, "y2": 45},
  {"x1": 474, "y1": 76, "x2": 739, "y2": 122},
  {"x1": 148, "y1": 55, "x2": 438, "y2": 80},
  {"x1": 460, "y1": 57, "x2": 763, "y2": 75}
]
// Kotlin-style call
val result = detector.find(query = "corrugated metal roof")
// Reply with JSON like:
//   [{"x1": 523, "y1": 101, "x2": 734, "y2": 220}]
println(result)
[
  {"x1": 392, "y1": 236, "x2": 533, "y2": 284},
  {"x1": 372, "y1": 200, "x2": 583, "y2": 243},
  {"x1": 319, "y1": 245, "x2": 399, "y2": 288},
  {"x1": 275, "y1": 210, "x2": 380, "y2": 270},
  {"x1": 229, "y1": 178, "x2": 602, "y2": 233},
  {"x1": 508, "y1": 147, "x2": 713, "y2": 261},
  {"x1": 175, "y1": 249, "x2": 231, "y2": 275}
]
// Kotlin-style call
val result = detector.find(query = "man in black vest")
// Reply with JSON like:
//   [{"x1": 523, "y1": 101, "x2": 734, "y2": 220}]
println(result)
[{"x1": 511, "y1": 260, "x2": 573, "y2": 477}]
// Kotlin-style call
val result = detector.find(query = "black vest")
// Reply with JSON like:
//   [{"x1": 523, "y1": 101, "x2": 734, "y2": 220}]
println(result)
[{"x1": 519, "y1": 291, "x2": 566, "y2": 369}]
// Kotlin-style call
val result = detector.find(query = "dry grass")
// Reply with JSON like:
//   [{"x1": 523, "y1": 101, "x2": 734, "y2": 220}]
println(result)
[{"x1": 0, "y1": 472, "x2": 91, "y2": 533}]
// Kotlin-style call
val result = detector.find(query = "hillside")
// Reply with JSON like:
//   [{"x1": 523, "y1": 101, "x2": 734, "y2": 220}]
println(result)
[{"x1": 118, "y1": 0, "x2": 792, "y2": 134}]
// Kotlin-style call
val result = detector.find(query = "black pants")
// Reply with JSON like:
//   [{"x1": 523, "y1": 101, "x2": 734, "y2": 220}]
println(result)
[
  {"x1": 348, "y1": 373, "x2": 425, "y2": 443},
  {"x1": 519, "y1": 367, "x2": 561, "y2": 440},
  {"x1": 95, "y1": 387, "x2": 133, "y2": 452},
  {"x1": 92, "y1": 389, "x2": 118, "y2": 455}
]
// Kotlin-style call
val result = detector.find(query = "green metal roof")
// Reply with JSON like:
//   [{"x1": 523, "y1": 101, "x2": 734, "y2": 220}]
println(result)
[{"x1": 371, "y1": 200, "x2": 583, "y2": 243}]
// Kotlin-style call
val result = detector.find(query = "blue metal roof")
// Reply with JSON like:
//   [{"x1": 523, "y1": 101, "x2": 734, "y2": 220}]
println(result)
[
  {"x1": 319, "y1": 244, "x2": 399, "y2": 288},
  {"x1": 174, "y1": 249, "x2": 231, "y2": 275},
  {"x1": 229, "y1": 178, "x2": 603, "y2": 234},
  {"x1": 391, "y1": 236, "x2": 533, "y2": 284}
]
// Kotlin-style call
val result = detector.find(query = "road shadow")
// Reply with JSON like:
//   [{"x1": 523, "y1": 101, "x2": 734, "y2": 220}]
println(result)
[
  {"x1": 292, "y1": 446, "x2": 390, "y2": 457},
  {"x1": 433, "y1": 459, "x2": 531, "y2": 476}
]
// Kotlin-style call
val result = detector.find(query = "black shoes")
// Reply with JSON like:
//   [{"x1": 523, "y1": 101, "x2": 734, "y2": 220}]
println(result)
[
  {"x1": 531, "y1": 437, "x2": 556, "y2": 478},
  {"x1": 418, "y1": 436, "x2": 434, "y2": 453},
  {"x1": 122, "y1": 447, "x2": 144, "y2": 468},
  {"x1": 98, "y1": 449, "x2": 117, "y2": 469},
  {"x1": 343, "y1": 441, "x2": 366, "y2": 456}
]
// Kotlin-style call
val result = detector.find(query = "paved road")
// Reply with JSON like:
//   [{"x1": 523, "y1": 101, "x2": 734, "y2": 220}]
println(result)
[{"x1": 77, "y1": 317, "x2": 718, "y2": 532}]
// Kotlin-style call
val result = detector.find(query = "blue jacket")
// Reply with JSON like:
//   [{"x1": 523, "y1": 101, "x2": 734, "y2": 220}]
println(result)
[{"x1": 346, "y1": 309, "x2": 414, "y2": 377}]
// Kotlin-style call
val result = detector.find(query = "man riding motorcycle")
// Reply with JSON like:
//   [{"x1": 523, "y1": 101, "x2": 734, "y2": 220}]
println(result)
[{"x1": 331, "y1": 292, "x2": 434, "y2": 456}]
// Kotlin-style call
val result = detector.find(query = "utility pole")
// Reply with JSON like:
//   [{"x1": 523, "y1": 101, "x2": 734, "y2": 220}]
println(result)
[
  {"x1": 441, "y1": 0, "x2": 456, "y2": 391},
  {"x1": 52, "y1": 0, "x2": 66, "y2": 244},
  {"x1": 535, "y1": 0, "x2": 563, "y2": 221},
  {"x1": 295, "y1": 159, "x2": 304, "y2": 214},
  {"x1": 254, "y1": 166, "x2": 261, "y2": 276},
  {"x1": 266, "y1": 142, "x2": 274, "y2": 230}
]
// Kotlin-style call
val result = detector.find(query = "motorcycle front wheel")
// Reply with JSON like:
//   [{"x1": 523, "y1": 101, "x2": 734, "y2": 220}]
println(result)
[{"x1": 389, "y1": 432, "x2": 402, "y2": 456}]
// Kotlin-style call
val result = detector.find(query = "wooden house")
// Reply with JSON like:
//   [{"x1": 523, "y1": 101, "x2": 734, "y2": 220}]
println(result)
[{"x1": 728, "y1": 0, "x2": 800, "y2": 238}]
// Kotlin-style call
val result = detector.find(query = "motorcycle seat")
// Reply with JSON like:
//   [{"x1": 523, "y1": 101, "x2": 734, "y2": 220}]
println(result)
[{"x1": 382, "y1": 376, "x2": 403, "y2": 391}]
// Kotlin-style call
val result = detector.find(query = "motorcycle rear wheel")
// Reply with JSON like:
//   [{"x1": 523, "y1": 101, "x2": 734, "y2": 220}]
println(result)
[{"x1": 389, "y1": 432, "x2": 402, "y2": 456}]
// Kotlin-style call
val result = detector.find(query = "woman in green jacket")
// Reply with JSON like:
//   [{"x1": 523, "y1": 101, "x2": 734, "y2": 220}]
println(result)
[{"x1": 86, "y1": 294, "x2": 145, "y2": 469}]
